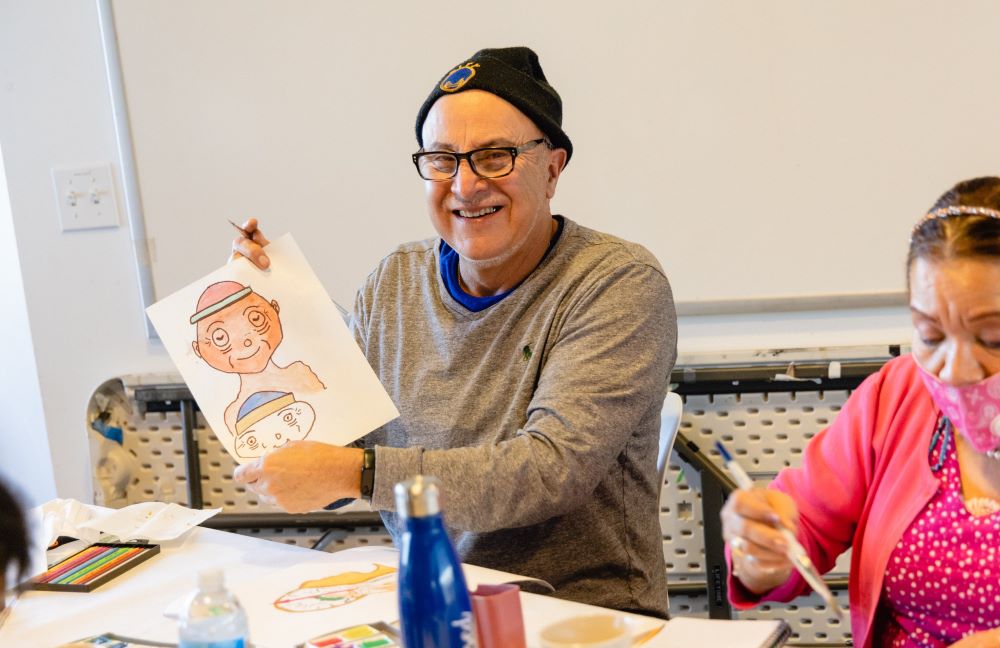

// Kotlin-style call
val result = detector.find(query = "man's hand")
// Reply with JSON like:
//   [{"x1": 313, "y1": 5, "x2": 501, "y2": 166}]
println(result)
[
  {"x1": 233, "y1": 441, "x2": 364, "y2": 513},
  {"x1": 229, "y1": 217, "x2": 271, "y2": 269}
]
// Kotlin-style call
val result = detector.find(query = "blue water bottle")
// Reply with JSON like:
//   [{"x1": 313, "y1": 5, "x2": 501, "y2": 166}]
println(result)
[{"x1": 396, "y1": 475, "x2": 477, "y2": 648}]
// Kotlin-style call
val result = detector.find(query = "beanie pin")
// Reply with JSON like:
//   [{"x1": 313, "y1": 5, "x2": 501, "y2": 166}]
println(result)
[{"x1": 439, "y1": 62, "x2": 479, "y2": 92}]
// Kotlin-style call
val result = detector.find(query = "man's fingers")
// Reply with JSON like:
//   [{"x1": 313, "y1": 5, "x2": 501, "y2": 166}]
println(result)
[
  {"x1": 234, "y1": 460, "x2": 262, "y2": 484},
  {"x1": 238, "y1": 218, "x2": 270, "y2": 247},
  {"x1": 228, "y1": 218, "x2": 271, "y2": 269},
  {"x1": 230, "y1": 236, "x2": 270, "y2": 269}
]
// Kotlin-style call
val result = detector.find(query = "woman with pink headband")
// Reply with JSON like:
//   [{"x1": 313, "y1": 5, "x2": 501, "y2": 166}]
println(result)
[{"x1": 721, "y1": 177, "x2": 1000, "y2": 647}]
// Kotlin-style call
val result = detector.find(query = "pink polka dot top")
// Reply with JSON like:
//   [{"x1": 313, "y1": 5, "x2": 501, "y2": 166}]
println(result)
[{"x1": 881, "y1": 425, "x2": 1000, "y2": 647}]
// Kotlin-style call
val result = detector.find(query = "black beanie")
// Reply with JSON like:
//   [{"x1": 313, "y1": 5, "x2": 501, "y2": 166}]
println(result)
[{"x1": 414, "y1": 46, "x2": 573, "y2": 164}]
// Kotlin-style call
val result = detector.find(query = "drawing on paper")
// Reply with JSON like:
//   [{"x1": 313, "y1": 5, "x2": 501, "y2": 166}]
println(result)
[
  {"x1": 190, "y1": 281, "x2": 326, "y2": 440},
  {"x1": 273, "y1": 563, "x2": 397, "y2": 612},
  {"x1": 234, "y1": 390, "x2": 316, "y2": 458}
]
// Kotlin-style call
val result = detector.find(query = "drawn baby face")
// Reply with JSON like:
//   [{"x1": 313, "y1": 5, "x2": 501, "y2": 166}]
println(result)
[
  {"x1": 193, "y1": 292, "x2": 282, "y2": 374},
  {"x1": 235, "y1": 401, "x2": 315, "y2": 458}
]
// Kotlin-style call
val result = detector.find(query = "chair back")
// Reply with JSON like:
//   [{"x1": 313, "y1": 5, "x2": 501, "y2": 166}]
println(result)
[{"x1": 657, "y1": 392, "x2": 684, "y2": 489}]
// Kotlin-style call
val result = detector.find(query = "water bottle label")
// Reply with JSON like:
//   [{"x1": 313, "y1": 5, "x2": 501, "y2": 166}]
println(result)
[
  {"x1": 178, "y1": 640, "x2": 245, "y2": 648},
  {"x1": 451, "y1": 610, "x2": 477, "y2": 648}
]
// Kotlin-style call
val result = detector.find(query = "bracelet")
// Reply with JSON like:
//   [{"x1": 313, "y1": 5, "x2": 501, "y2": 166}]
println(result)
[{"x1": 359, "y1": 448, "x2": 376, "y2": 501}]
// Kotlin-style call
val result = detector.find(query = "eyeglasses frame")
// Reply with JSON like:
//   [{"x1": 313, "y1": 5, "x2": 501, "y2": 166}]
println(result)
[{"x1": 411, "y1": 138, "x2": 550, "y2": 181}]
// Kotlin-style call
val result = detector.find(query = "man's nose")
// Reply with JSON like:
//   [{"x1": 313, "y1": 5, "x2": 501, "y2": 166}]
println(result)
[
  {"x1": 244, "y1": 338, "x2": 253, "y2": 347},
  {"x1": 450, "y1": 159, "x2": 486, "y2": 198},
  {"x1": 938, "y1": 341, "x2": 985, "y2": 386}
]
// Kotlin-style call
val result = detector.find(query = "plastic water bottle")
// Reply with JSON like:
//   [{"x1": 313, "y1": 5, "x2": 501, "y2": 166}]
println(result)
[
  {"x1": 178, "y1": 569, "x2": 249, "y2": 648},
  {"x1": 396, "y1": 475, "x2": 477, "y2": 648}
]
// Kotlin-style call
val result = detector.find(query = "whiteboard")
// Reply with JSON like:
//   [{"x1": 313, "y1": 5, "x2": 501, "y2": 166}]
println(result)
[{"x1": 110, "y1": 0, "x2": 1000, "y2": 315}]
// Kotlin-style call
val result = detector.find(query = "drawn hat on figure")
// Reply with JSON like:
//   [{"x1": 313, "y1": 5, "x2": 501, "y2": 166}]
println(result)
[
  {"x1": 190, "y1": 281, "x2": 253, "y2": 325},
  {"x1": 235, "y1": 391, "x2": 296, "y2": 435}
]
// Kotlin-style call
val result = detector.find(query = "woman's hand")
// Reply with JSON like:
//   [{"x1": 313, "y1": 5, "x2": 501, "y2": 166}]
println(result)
[
  {"x1": 720, "y1": 487, "x2": 799, "y2": 594},
  {"x1": 229, "y1": 217, "x2": 271, "y2": 269}
]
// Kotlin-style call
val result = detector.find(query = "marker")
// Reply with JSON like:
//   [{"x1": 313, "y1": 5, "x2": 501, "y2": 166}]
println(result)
[{"x1": 714, "y1": 441, "x2": 845, "y2": 622}]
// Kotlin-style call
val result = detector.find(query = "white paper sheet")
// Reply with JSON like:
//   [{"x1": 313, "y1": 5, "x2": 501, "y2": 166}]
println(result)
[
  {"x1": 38, "y1": 500, "x2": 219, "y2": 544},
  {"x1": 146, "y1": 234, "x2": 399, "y2": 462},
  {"x1": 646, "y1": 616, "x2": 788, "y2": 648},
  {"x1": 75, "y1": 502, "x2": 221, "y2": 542}
]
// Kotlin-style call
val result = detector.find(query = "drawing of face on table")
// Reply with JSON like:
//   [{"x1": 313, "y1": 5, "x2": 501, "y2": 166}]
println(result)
[
  {"x1": 273, "y1": 563, "x2": 397, "y2": 612},
  {"x1": 190, "y1": 281, "x2": 326, "y2": 446}
]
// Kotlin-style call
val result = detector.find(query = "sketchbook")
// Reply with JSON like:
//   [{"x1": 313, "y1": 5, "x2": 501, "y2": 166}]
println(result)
[{"x1": 651, "y1": 616, "x2": 790, "y2": 648}]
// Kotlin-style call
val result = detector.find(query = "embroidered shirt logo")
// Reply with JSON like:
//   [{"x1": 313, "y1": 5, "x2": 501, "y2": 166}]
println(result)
[
  {"x1": 439, "y1": 62, "x2": 479, "y2": 92},
  {"x1": 522, "y1": 345, "x2": 532, "y2": 362}
]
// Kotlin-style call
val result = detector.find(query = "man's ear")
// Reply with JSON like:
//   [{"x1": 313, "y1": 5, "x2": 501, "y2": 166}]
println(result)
[
  {"x1": 545, "y1": 148, "x2": 568, "y2": 199},
  {"x1": 272, "y1": 300, "x2": 280, "y2": 314},
  {"x1": 192, "y1": 341, "x2": 202, "y2": 358}
]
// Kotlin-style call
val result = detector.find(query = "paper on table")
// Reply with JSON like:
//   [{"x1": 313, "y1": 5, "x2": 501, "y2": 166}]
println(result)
[
  {"x1": 315, "y1": 546, "x2": 554, "y2": 592},
  {"x1": 76, "y1": 502, "x2": 221, "y2": 542},
  {"x1": 647, "y1": 617, "x2": 789, "y2": 648},
  {"x1": 39, "y1": 498, "x2": 105, "y2": 546},
  {"x1": 163, "y1": 551, "x2": 558, "y2": 647}
]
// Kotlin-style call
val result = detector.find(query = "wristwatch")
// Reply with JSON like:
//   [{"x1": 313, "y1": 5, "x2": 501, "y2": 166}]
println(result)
[{"x1": 360, "y1": 448, "x2": 376, "y2": 501}]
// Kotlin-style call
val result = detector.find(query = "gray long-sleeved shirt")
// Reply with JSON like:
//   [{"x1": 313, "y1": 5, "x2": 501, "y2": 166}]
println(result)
[{"x1": 352, "y1": 217, "x2": 677, "y2": 617}]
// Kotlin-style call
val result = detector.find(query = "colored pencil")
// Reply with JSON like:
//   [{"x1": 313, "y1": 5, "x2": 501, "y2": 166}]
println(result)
[
  {"x1": 57, "y1": 547, "x2": 130, "y2": 585},
  {"x1": 74, "y1": 547, "x2": 143, "y2": 584},
  {"x1": 38, "y1": 545, "x2": 108, "y2": 583},
  {"x1": 49, "y1": 546, "x2": 124, "y2": 584}
]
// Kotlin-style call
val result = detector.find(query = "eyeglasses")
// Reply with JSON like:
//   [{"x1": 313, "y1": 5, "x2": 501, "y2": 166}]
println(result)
[{"x1": 412, "y1": 138, "x2": 549, "y2": 181}]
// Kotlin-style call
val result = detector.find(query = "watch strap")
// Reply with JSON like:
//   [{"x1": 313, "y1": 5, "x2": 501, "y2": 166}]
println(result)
[{"x1": 360, "y1": 447, "x2": 376, "y2": 501}]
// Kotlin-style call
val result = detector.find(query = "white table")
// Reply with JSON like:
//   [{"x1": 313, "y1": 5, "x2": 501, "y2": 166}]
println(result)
[{"x1": 0, "y1": 526, "x2": 669, "y2": 647}]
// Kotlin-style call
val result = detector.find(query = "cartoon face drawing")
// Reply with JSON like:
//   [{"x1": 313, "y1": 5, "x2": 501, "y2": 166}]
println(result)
[
  {"x1": 273, "y1": 564, "x2": 397, "y2": 613},
  {"x1": 190, "y1": 281, "x2": 283, "y2": 374},
  {"x1": 235, "y1": 391, "x2": 315, "y2": 458}
]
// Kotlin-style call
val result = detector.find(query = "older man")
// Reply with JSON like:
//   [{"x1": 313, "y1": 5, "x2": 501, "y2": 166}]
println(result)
[{"x1": 233, "y1": 47, "x2": 676, "y2": 617}]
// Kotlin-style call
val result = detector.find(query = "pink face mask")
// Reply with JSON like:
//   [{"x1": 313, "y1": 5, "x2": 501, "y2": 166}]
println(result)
[{"x1": 918, "y1": 364, "x2": 1000, "y2": 453}]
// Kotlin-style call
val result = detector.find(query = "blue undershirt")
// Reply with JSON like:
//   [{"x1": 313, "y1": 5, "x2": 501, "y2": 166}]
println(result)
[{"x1": 439, "y1": 216, "x2": 565, "y2": 312}]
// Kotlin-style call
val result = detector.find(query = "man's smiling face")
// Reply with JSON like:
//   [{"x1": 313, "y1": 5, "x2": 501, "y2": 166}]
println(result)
[
  {"x1": 194, "y1": 292, "x2": 282, "y2": 374},
  {"x1": 419, "y1": 90, "x2": 560, "y2": 273}
]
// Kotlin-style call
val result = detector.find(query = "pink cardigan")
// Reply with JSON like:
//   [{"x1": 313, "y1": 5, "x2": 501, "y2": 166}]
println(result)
[{"x1": 728, "y1": 355, "x2": 940, "y2": 648}]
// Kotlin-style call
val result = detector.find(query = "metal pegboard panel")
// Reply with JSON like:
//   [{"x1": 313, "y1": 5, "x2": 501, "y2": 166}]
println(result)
[
  {"x1": 668, "y1": 590, "x2": 852, "y2": 645},
  {"x1": 661, "y1": 383, "x2": 861, "y2": 645},
  {"x1": 660, "y1": 388, "x2": 854, "y2": 581},
  {"x1": 681, "y1": 390, "x2": 848, "y2": 475}
]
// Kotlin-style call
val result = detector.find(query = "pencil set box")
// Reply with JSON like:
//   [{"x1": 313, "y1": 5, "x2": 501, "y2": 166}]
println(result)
[{"x1": 27, "y1": 542, "x2": 160, "y2": 592}]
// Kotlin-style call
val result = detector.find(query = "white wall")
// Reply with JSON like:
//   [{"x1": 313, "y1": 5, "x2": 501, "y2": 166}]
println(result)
[
  {"x1": 0, "y1": 0, "x2": 911, "y2": 504},
  {"x1": 0, "y1": 0, "x2": 175, "y2": 504},
  {"x1": 0, "y1": 144, "x2": 55, "y2": 507},
  {"x1": 109, "y1": 1, "x2": 1000, "y2": 315}
]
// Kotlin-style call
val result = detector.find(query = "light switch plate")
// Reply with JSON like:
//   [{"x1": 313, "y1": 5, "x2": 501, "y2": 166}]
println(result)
[{"x1": 52, "y1": 164, "x2": 120, "y2": 231}]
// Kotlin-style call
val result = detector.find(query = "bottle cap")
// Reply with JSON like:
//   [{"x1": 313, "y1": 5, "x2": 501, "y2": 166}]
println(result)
[
  {"x1": 197, "y1": 568, "x2": 224, "y2": 591},
  {"x1": 394, "y1": 475, "x2": 441, "y2": 518}
]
